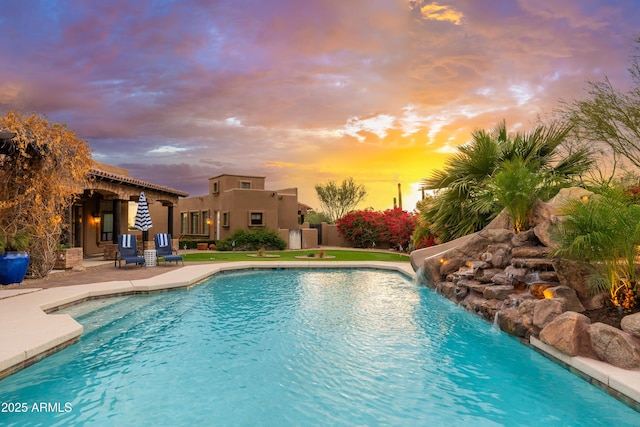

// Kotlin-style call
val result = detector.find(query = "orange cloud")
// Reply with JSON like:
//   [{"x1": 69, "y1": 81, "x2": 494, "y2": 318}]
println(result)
[{"x1": 419, "y1": 2, "x2": 463, "y2": 25}]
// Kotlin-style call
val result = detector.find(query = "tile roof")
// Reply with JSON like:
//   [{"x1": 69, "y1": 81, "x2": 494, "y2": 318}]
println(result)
[{"x1": 90, "y1": 168, "x2": 189, "y2": 197}]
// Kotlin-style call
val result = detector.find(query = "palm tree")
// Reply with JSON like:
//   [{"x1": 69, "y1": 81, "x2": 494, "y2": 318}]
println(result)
[{"x1": 419, "y1": 121, "x2": 593, "y2": 241}]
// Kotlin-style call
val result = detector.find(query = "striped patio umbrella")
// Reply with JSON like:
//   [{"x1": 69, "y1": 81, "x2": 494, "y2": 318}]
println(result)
[{"x1": 134, "y1": 192, "x2": 153, "y2": 242}]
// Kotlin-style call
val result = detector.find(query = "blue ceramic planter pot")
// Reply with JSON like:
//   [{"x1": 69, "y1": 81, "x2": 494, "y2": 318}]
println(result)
[{"x1": 0, "y1": 252, "x2": 30, "y2": 285}]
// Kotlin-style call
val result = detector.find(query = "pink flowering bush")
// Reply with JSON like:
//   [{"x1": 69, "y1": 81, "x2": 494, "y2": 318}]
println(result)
[{"x1": 337, "y1": 208, "x2": 421, "y2": 251}]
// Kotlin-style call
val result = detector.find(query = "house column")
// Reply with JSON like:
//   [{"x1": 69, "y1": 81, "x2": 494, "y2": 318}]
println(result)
[
  {"x1": 167, "y1": 205, "x2": 174, "y2": 237},
  {"x1": 112, "y1": 199, "x2": 122, "y2": 244}
]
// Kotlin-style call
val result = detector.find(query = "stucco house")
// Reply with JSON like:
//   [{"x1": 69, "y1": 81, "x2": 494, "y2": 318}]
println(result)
[
  {"x1": 67, "y1": 162, "x2": 188, "y2": 258},
  {"x1": 177, "y1": 174, "x2": 317, "y2": 249}
]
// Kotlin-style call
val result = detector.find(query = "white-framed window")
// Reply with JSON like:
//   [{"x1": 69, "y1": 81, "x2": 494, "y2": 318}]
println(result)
[
  {"x1": 180, "y1": 212, "x2": 188, "y2": 234},
  {"x1": 249, "y1": 211, "x2": 264, "y2": 227},
  {"x1": 190, "y1": 211, "x2": 200, "y2": 234},
  {"x1": 222, "y1": 211, "x2": 230, "y2": 228},
  {"x1": 212, "y1": 181, "x2": 219, "y2": 194}
]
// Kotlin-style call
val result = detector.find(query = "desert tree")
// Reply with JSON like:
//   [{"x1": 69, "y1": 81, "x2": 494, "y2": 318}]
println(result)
[
  {"x1": 0, "y1": 110, "x2": 92, "y2": 278},
  {"x1": 562, "y1": 37, "x2": 640, "y2": 184},
  {"x1": 314, "y1": 177, "x2": 367, "y2": 223}
]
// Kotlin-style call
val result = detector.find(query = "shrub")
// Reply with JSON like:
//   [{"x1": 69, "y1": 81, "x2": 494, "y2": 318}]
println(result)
[
  {"x1": 552, "y1": 187, "x2": 640, "y2": 312},
  {"x1": 216, "y1": 228, "x2": 286, "y2": 251},
  {"x1": 337, "y1": 208, "x2": 418, "y2": 250},
  {"x1": 380, "y1": 208, "x2": 417, "y2": 250},
  {"x1": 178, "y1": 238, "x2": 217, "y2": 249},
  {"x1": 336, "y1": 209, "x2": 383, "y2": 248}
]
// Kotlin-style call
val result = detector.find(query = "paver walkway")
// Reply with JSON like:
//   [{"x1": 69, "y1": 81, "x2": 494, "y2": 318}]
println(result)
[{"x1": 5, "y1": 262, "x2": 189, "y2": 289}]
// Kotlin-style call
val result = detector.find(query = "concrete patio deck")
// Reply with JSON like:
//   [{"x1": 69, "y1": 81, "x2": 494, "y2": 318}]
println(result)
[{"x1": 0, "y1": 260, "x2": 639, "y2": 412}]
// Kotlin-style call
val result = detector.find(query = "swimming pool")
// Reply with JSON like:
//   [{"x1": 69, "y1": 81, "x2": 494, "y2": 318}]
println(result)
[{"x1": 0, "y1": 269, "x2": 638, "y2": 426}]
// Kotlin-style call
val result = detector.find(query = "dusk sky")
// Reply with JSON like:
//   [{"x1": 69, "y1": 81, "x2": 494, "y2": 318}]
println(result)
[{"x1": 1, "y1": 0, "x2": 639, "y2": 211}]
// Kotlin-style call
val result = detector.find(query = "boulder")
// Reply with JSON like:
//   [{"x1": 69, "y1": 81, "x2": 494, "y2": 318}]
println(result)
[
  {"x1": 581, "y1": 293, "x2": 609, "y2": 311},
  {"x1": 589, "y1": 322, "x2": 640, "y2": 369},
  {"x1": 491, "y1": 273, "x2": 514, "y2": 286},
  {"x1": 486, "y1": 244, "x2": 512, "y2": 268},
  {"x1": 475, "y1": 268, "x2": 504, "y2": 283},
  {"x1": 544, "y1": 286, "x2": 585, "y2": 313},
  {"x1": 533, "y1": 220, "x2": 556, "y2": 249},
  {"x1": 511, "y1": 229, "x2": 539, "y2": 247},
  {"x1": 441, "y1": 257, "x2": 468, "y2": 276},
  {"x1": 484, "y1": 284, "x2": 515, "y2": 300},
  {"x1": 460, "y1": 294, "x2": 500, "y2": 322},
  {"x1": 519, "y1": 299, "x2": 540, "y2": 336},
  {"x1": 479, "y1": 252, "x2": 492, "y2": 263},
  {"x1": 457, "y1": 279, "x2": 487, "y2": 296},
  {"x1": 435, "y1": 281, "x2": 458, "y2": 302},
  {"x1": 621, "y1": 313, "x2": 640, "y2": 338},
  {"x1": 532, "y1": 187, "x2": 594, "y2": 223},
  {"x1": 503, "y1": 266, "x2": 529, "y2": 280},
  {"x1": 533, "y1": 298, "x2": 565, "y2": 329},
  {"x1": 530, "y1": 187, "x2": 594, "y2": 248},
  {"x1": 552, "y1": 259, "x2": 600, "y2": 303},
  {"x1": 496, "y1": 308, "x2": 528, "y2": 337},
  {"x1": 452, "y1": 266, "x2": 475, "y2": 280},
  {"x1": 467, "y1": 260, "x2": 491, "y2": 272},
  {"x1": 539, "y1": 312, "x2": 592, "y2": 357}
]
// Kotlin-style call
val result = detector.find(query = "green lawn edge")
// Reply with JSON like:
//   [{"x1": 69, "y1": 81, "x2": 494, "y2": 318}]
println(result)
[{"x1": 181, "y1": 249, "x2": 409, "y2": 263}]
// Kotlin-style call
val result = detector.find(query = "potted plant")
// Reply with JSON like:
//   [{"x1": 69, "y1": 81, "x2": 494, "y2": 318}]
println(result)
[{"x1": 0, "y1": 231, "x2": 30, "y2": 285}]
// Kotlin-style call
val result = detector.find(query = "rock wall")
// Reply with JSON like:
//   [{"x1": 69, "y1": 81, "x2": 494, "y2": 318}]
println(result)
[{"x1": 412, "y1": 187, "x2": 640, "y2": 369}]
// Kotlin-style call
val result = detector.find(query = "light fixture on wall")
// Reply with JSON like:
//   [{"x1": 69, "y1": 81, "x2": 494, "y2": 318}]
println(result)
[
  {"x1": 92, "y1": 213, "x2": 101, "y2": 226},
  {"x1": 206, "y1": 218, "x2": 213, "y2": 226}
]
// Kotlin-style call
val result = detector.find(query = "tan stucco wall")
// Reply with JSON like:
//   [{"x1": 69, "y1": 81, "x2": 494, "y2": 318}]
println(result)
[
  {"x1": 302, "y1": 228, "x2": 319, "y2": 249},
  {"x1": 321, "y1": 223, "x2": 350, "y2": 247},
  {"x1": 210, "y1": 175, "x2": 266, "y2": 194},
  {"x1": 179, "y1": 177, "x2": 302, "y2": 242}
]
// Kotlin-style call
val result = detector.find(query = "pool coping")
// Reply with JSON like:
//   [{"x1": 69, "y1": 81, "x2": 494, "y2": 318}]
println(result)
[{"x1": 1, "y1": 261, "x2": 639, "y2": 412}]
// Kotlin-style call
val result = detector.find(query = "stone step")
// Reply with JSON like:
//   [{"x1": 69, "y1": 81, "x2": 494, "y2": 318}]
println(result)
[
  {"x1": 511, "y1": 257, "x2": 555, "y2": 270},
  {"x1": 511, "y1": 246, "x2": 552, "y2": 258},
  {"x1": 457, "y1": 279, "x2": 488, "y2": 296}
]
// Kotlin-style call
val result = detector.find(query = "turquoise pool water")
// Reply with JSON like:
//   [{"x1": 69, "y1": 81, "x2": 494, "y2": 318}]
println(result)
[{"x1": 0, "y1": 269, "x2": 638, "y2": 426}]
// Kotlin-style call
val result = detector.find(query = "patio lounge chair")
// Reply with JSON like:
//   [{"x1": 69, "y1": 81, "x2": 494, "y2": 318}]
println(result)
[
  {"x1": 154, "y1": 233, "x2": 184, "y2": 266},
  {"x1": 115, "y1": 234, "x2": 145, "y2": 268}
]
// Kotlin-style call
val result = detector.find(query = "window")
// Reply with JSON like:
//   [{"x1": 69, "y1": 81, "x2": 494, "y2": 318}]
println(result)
[
  {"x1": 249, "y1": 211, "x2": 264, "y2": 227},
  {"x1": 180, "y1": 213, "x2": 188, "y2": 234},
  {"x1": 212, "y1": 181, "x2": 219, "y2": 194},
  {"x1": 101, "y1": 212, "x2": 113, "y2": 241},
  {"x1": 190, "y1": 212, "x2": 200, "y2": 234},
  {"x1": 240, "y1": 181, "x2": 251, "y2": 189},
  {"x1": 222, "y1": 211, "x2": 229, "y2": 228}
]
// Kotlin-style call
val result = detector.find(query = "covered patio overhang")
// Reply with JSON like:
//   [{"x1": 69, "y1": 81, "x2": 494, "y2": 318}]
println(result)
[{"x1": 68, "y1": 165, "x2": 188, "y2": 257}]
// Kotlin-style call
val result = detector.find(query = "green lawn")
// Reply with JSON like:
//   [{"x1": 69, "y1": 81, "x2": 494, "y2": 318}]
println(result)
[{"x1": 181, "y1": 249, "x2": 409, "y2": 263}]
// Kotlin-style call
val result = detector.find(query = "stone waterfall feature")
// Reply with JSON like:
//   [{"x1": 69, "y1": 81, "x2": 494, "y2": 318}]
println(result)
[{"x1": 409, "y1": 187, "x2": 640, "y2": 369}]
